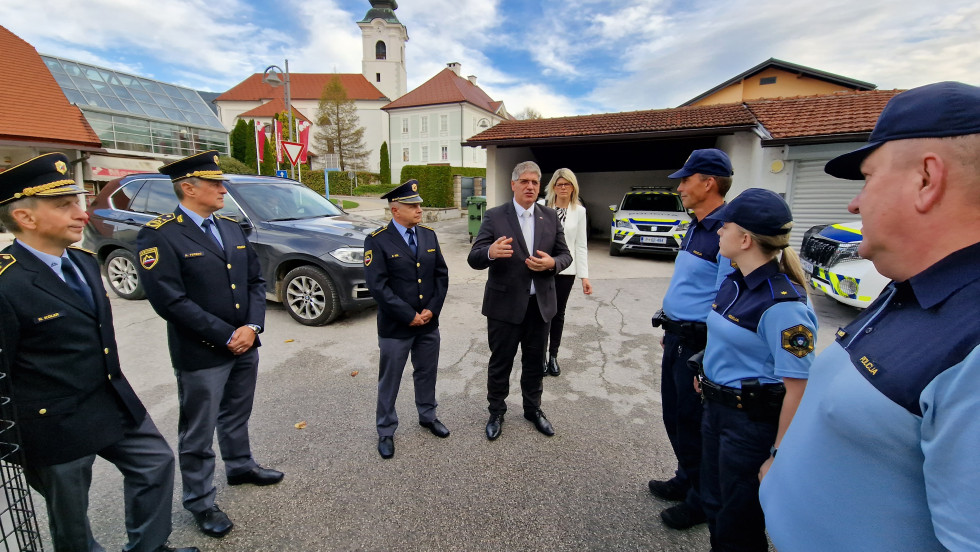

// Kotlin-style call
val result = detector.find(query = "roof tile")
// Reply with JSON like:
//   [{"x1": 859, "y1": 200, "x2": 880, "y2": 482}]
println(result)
[
  {"x1": 382, "y1": 69, "x2": 504, "y2": 113},
  {"x1": 745, "y1": 89, "x2": 902, "y2": 140},
  {"x1": 237, "y1": 99, "x2": 311, "y2": 122},
  {"x1": 216, "y1": 73, "x2": 387, "y2": 102}
]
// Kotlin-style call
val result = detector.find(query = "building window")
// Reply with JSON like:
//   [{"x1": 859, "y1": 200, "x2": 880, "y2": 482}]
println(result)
[
  {"x1": 401, "y1": 118, "x2": 409, "y2": 135},
  {"x1": 376, "y1": 73, "x2": 381, "y2": 82},
  {"x1": 439, "y1": 114, "x2": 448, "y2": 134},
  {"x1": 376, "y1": 41, "x2": 387, "y2": 60},
  {"x1": 421, "y1": 145, "x2": 428, "y2": 162},
  {"x1": 420, "y1": 116, "x2": 428, "y2": 136},
  {"x1": 760, "y1": 76, "x2": 777, "y2": 85},
  {"x1": 402, "y1": 148, "x2": 410, "y2": 162},
  {"x1": 440, "y1": 145, "x2": 448, "y2": 161}
]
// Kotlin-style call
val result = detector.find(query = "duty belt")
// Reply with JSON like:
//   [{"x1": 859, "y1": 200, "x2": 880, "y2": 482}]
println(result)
[
  {"x1": 652, "y1": 309, "x2": 707, "y2": 345},
  {"x1": 698, "y1": 373, "x2": 786, "y2": 423}
]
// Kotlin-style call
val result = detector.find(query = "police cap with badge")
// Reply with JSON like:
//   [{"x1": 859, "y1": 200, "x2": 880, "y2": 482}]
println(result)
[
  {"x1": 0, "y1": 152, "x2": 87, "y2": 205},
  {"x1": 381, "y1": 179, "x2": 423, "y2": 203},
  {"x1": 159, "y1": 150, "x2": 228, "y2": 182}
]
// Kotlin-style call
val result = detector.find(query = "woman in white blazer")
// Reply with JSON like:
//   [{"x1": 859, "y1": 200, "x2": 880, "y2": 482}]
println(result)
[{"x1": 543, "y1": 168, "x2": 593, "y2": 376}]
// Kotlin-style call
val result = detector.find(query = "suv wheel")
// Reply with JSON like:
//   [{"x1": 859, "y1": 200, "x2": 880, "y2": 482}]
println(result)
[
  {"x1": 609, "y1": 242, "x2": 624, "y2": 257},
  {"x1": 282, "y1": 265, "x2": 341, "y2": 326},
  {"x1": 105, "y1": 249, "x2": 146, "y2": 300}
]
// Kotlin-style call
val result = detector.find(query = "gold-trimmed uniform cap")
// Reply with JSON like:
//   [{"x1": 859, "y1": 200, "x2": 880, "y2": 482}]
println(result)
[
  {"x1": 0, "y1": 152, "x2": 87, "y2": 205},
  {"x1": 380, "y1": 179, "x2": 423, "y2": 204},
  {"x1": 159, "y1": 150, "x2": 228, "y2": 182}
]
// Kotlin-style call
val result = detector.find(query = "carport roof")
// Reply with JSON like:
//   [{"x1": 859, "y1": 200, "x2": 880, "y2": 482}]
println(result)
[
  {"x1": 746, "y1": 89, "x2": 903, "y2": 145},
  {"x1": 464, "y1": 103, "x2": 758, "y2": 147}
]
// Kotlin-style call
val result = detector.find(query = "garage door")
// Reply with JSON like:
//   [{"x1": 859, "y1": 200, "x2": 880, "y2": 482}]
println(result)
[{"x1": 787, "y1": 160, "x2": 861, "y2": 251}]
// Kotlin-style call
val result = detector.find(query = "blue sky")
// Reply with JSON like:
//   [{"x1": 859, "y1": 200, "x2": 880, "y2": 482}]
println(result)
[{"x1": 2, "y1": 0, "x2": 978, "y2": 117}]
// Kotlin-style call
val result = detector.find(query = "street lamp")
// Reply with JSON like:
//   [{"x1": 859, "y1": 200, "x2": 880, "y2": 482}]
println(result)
[{"x1": 263, "y1": 60, "x2": 294, "y2": 179}]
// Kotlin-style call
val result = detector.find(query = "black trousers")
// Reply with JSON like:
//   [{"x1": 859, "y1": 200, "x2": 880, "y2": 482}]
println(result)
[
  {"x1": 547, "y1": 274, "x2": 576, "y2": 357},
  {"x1": 660, "y1": 329, "x2": 706, "y2": 512},
  {"x1": 486, "y1": 296, "x2": 549, "y2": 415}
]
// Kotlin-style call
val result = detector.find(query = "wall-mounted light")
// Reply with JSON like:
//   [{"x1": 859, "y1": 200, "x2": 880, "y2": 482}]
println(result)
[{"x1": 770, "y1": 160, "x2": 785, "y2": 174}]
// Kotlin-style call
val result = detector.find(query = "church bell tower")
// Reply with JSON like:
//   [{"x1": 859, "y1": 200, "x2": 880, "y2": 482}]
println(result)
[{"x1": 358, "y1": 0, "x2": 408, "y2": 100}]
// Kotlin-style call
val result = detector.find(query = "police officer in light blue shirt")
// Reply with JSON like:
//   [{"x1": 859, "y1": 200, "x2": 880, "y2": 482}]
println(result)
[
  {"x1": 648, "y1": 149, "x2": 735, "y2": 530},
  {"x1": 697, "y1": 188, "x2": 816, "y2": 552},
  {"x1": 761, "y1": 82, "x2": 980, "y2": 552}
]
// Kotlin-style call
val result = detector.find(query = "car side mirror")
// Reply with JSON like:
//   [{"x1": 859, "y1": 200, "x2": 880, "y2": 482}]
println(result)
[{"x1": 608, "y1": 205, "x2": 617, "y2": 212}]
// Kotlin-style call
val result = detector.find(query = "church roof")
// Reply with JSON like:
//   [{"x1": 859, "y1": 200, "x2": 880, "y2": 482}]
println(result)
[
  {"x1": 382, "y1": 68, "x2": 504, "y2": 115},
  {"x1": 237, "y1": 99, "x2": 311, "y2": 122},
  {"x1": 359, "y1": 0, "x2": 400, "y2": 24},
  {"x1": 216, "y1": 74, "x2": 387, "y2": 102}
]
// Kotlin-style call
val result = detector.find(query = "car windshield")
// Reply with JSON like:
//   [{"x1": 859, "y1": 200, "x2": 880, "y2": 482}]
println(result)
[
  {"x1": 621, "y1": 193, "x2": 683, "y2": 212},
  {"x1": 231, "y1": 181, "x2": 344, "y2": 221}
]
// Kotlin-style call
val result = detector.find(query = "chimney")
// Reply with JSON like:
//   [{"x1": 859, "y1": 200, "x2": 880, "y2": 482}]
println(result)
[
  {"x1": 467, "y1": 75, "x2": 477, "y2": 85},
  {"x1": 447, "y1": 62, "x2": 461, "y2": 76}
]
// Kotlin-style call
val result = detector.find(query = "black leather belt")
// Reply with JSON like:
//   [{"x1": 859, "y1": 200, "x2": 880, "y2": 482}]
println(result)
[
  {"x1": 652, "y1": 309, "x2": 707, "y2": 346},
  {"x1": 699, "y1": 378, "x2": 745, "y2": 410}
]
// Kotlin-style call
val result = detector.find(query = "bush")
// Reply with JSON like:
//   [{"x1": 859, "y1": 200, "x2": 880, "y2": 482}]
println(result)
[
  {"x1": 299, "y1": 170, "x2": 380, "y2": 196},
  {"x1": 353, "y1": 183, "x2": 398, "y2": 197},
  {"x1": 454, "y1": 167, "x2": 486, "y2": 178},
  {"x1": 219, "y1": 156, "x2": 253, "y2": 175},
  {"x1": 399, "y1": 165, "x2": 453, "y2": 208}
]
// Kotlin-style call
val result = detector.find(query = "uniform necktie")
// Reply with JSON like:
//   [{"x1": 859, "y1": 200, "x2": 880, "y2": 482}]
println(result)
[
  {"x1": 61, "y1": 258, "x2": 95, "y2": 311},
  {"x1": 407, "y1": 227, "x2": 418, "y2": 256},
  {"x1": 201, "y1": 218, "x2": 222, "y2": 248}
]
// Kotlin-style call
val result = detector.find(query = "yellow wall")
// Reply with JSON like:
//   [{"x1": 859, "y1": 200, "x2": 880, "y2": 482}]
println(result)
[{"x1": 691, "y1": 67, "x2": 859, "y2": 106}]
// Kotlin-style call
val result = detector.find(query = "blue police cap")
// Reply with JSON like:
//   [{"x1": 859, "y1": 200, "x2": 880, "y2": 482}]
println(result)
[
  {"x1": 0, "y1": 152, "x2": 87, "y2": 206},
  {"x1": 381, "y1": 179, "x2": 423, "y2": 203},
  {"x1": 159, "y1": 150, "x2": 228, "y2": 182},
  {"x1": 825, "y1": 81, "x2": 980, "y2": 180},
  {"x1": 707, "y1": 188, "x2": 792, "y2": 236},
  {"x1": 668, "y1": 148, "x2": 733, "y2": 179}
]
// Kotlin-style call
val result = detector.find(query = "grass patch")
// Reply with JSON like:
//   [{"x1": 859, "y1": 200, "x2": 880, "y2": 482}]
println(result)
[{"x1": 329, "y1": 199, "x2": 359, "y2": 210}]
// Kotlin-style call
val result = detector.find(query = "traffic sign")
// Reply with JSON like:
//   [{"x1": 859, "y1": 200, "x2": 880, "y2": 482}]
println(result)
[
  {"x1": 281, "y1": 141, "x2": 305, "y2": 165},
  {"x1": 276, "y1": 170, "x2": 288, "y2": 178}
]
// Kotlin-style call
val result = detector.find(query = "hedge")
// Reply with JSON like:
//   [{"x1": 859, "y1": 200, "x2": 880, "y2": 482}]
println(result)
[
  {"x1": 396, "y1": 166, "x2": 485, "y2": 208},
  {"x1": 299, "y1": 170, "x2": 380, "y2": 196}
]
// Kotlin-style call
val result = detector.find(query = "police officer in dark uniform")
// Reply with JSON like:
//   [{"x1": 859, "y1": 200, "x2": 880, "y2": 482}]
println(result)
[
  {"x1": 697, "y1": 188, "x2": 817, "y2": 552},
  {"x1": 136, "y1": 151, "x2": 282, "y2": 539},
  {"x1": 0, "y1": 153, "x2": 196, "y2": 552},
  {"x1": 364, "y1": 180, "x2": 450, "y2": 459},
  {"x1": 648, "y1": 149, "x2": 734, "y2": 529}
]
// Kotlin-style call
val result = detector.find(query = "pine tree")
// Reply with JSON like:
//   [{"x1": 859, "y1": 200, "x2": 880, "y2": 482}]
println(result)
[
  {"x1": 243, "y1": 120, "x2": 258, "y2": 173},
  {"x1": 379, "y1": 141, "x2": 390, "y2": 184},
  {"x1": 230, "y1": 119, "x2": 249, "y2": 163},
  {"x1": 314, "y1": 76, "x2": 370, "y2": 171}
]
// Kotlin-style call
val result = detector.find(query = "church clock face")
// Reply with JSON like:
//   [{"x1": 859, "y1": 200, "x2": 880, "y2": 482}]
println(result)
[{"x1": 374, "y1": 22, "x2": 384, "y2": 33}]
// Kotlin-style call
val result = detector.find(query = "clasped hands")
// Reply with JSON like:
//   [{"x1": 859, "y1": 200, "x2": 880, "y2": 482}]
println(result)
[
  {"x1": 228, "y1": 326, "x2": 257, "y2": 355},
  {"x1": 410, "y1": 309, "x2": 434, "y2": 327},
  {"x1": 488, "y1": 236, "x2": 555, "y2": 271}
]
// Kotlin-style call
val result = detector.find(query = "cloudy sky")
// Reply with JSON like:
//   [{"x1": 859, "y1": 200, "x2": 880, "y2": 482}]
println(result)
[{"x1": 3, "y1": 0, "x2": 978, "y2": 117}]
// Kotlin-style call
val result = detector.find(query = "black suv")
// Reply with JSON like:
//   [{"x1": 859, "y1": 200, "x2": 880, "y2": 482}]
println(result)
[{"x1": 84, "y1": 173, "x2": 379, "y2": 325}]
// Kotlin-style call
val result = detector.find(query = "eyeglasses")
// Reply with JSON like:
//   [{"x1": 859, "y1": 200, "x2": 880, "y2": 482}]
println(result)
[
  {"x1": 517, "y1": 179, "x2": 540, "y2": 186},
  {"x1": 553, "y1": 183, "x2": 572, "y2": 188}
]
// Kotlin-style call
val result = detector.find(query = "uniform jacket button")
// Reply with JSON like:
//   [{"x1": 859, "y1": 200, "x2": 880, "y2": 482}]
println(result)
[
  {"x1": 39, "y1": 408, "x2": 47, "y2": 415},
  {"x1": 104, "y1": 348, "x2": 109, "y2": 354}
]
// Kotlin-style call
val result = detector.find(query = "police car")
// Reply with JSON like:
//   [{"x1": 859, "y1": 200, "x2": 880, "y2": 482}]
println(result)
[
  {"x1": 608, "y1": 187, "x2": 690, "y2": 256},
  {"x1": 799, "y1": 221, "x2": 889, "y2": 308}
]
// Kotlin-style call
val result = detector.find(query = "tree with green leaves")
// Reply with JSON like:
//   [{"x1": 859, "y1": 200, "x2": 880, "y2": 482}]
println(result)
[
  {"x1": 230, "y1": 119, "x2": 249, "y2": 163},
  {"x1": 314, "y1": 76, "x2": 370, "y2": 171},
  {"x1": 379, "y1": 141, "x2": 390, "y2": 184},
  {"x1": 260, "y1": 137, "x2": 276, "y2": 175},
  {"x1": 243, "y1": 120, "x2": 258, "y2": 172}
]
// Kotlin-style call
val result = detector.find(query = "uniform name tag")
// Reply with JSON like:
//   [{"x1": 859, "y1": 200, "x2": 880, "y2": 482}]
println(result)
[
  {"x1": 236, "y1": 245, "x2": 246, "y2": 249},
  {"x1": 35, "y1": 312, "x2": 63, "y2": 323},
  {"x1": 390, "y1": 254, "x2": 400, "y2": 258},
  {"x1": 427, "y1": 248, "x2": 435, "y2": 253},
  {"x1": 184, "y1": 252, "x2": 204, "y2": 258}
]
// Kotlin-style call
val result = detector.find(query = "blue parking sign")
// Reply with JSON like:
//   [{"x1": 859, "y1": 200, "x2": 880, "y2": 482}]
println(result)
[{"x1": 276, "y1": 170, "x2": 288, "y2": 178}]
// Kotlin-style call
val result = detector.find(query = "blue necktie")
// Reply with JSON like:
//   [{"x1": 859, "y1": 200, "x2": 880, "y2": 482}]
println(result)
[
  {"x1": 407, "y1": 228, "x2": 418, "y2": 256},
  {"x1": 61, "y1": 258, "x2": 95, "y2": 311},
  {"x1": 201, "y1": 219, "x2": 222, "y2": 248}
]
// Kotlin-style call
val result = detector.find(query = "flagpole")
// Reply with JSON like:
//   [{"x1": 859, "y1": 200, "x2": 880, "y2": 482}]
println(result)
[{"x1": 254, "y1": 122, "x2": 261, "y2": 174}]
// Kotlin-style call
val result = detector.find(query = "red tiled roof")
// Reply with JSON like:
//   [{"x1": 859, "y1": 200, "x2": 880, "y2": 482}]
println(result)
[
  {"x1": 746, "y1": 89, "x2": 902, "y2": 141},
  {"x1": 237, "y1": 99, "x2": 311, "y2": 122},
  {"x1": 382, "y1": 69, "x2": 503, "y2": 113},
  {"x1": 0, "y1": 25, "x2": 102, "y2": 148},
  {"x1": 466, "y1": 103, "x2": 757, "y2": 144},
  {"x1": 216, "y1": 73, "x2": 387, "y2": 102}
]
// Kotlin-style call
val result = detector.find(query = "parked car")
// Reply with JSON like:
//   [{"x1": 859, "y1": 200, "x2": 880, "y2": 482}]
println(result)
[
  {"x1": 798, "y1": 221, "x2": 889, "y2": 309},
  {"x1": 608, "y1": 187, "x2": 690, "y2": 256},
  {"x1": 83, "y1": 173, "x2": 379, "y2": 325}
]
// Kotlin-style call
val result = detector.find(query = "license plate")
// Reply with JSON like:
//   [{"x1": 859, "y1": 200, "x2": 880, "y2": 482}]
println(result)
[
  {"x1": 800, "y1": 258, "x2": 814, "y2": 274},
  {"x1": 640, "y1": 236, "x2": 667, "y2": 244}
]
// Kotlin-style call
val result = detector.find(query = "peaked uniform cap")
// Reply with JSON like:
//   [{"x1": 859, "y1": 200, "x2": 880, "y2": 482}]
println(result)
[
  {"x1": 0, "y1": 152, "x2": 87, "y2": 205},
  {"x1": 159, "y1": 150, "x2": 228, "y2": 182},
  {"x1": 381, "y1": 179, "x2": 423, "y2": 203}
]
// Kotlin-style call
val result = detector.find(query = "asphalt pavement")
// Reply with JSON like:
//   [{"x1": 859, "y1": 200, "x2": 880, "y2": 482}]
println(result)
[{"x1": 3, "y1": 212, "x2": 857, "y2": 552}]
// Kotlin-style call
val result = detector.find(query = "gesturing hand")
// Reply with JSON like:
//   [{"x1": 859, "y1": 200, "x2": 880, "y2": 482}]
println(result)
[
  {"x1": 526, "y1": 250, "x2": 556, "y2": 271},
  {"x1": 489, "y1": 236, "x2": 514, "y2": 259}
]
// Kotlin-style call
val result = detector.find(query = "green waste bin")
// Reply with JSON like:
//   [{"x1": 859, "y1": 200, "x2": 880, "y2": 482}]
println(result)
[{"x1": 466, "y1": 196, "x2": 487, "y2": 242}]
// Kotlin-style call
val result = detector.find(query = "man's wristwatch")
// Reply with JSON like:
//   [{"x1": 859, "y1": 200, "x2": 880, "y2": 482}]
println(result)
[
  {"x1": 770, "y1": 445, "x2": 778, "y2": 458},
  {"x1": 246, "y1": 324, "x2": 262, "y2": 335}
]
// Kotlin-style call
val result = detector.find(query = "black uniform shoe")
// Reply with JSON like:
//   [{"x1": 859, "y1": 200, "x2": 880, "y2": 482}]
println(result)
[
  {"x1": 546, "y1": 355, "x2": 561, "y2": 376},
  {"x1": 420, "y1": 419, "x2": 451, "y2": 438},
  {"x1": 486, "y1": 414, "x2": 504, "y2": 440},
  {"x1": 660, "y1": 502, "x2": 707, "y2": 530},
  {"x1": 193, "y1": 505, "x2": 233, "y2": 538},
  {"x1": 524, "y1": 409, "x2": 555, "y2": 436},
  {"x1": 648, "y1": 478, "x2": 688, "y2": 501},
  {"x1": 227, "y1": 466, "x2": 284, "y2": 486},
  {"x1": 154, "y1": 546, "x2": 201, "y2": 552},
  {"x1": 378, "y1": 436, "x2": 394, "y2": 459}
]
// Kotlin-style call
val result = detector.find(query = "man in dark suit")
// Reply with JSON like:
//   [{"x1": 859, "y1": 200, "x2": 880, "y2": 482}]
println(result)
[
  {"x1": 467, "y1": 161, "x2": 572, "y2": 440},
  {"x1": 363, "y1": 180, "x2": 450, "y2": 459},
  {"x1": 0, "y1": 153, "x2": 196, "y2": 552},
  {"x1": 136, "y1": 151, "x2": 282, "y2": 539}
]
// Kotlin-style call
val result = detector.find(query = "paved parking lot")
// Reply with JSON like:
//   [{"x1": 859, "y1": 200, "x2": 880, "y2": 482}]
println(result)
[{"x1": 4, "y1": 214, "x2": 857, "y2": 551}]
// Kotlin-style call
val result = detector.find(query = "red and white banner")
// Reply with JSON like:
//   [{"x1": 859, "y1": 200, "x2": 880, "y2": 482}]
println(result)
[
  {"x1": 297, "y1": 120, "x2": 312, "y2": 164},
  {"x1": 274, "y1": 119, "x2": 284, "y2": 164},
  {"x1": 255, "y1": 122, "x2": 267, "y2": 163}
]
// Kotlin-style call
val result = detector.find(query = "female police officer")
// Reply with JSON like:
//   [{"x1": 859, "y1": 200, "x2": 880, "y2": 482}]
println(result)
[{"x1": 694, "y1": 188, "x2": 817, "y2": 552}]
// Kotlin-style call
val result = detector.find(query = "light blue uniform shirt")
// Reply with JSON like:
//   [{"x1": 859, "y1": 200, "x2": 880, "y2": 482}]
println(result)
[{"x1": 662, "y1": 207, "x2": 733, "y2": 322}]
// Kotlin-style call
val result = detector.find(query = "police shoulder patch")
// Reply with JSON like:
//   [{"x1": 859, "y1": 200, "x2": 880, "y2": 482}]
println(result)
[
  {"x1": 364, "y1": 249, "x2": 373, "y2": 267},
  {"x1": 139, "y1": 247, "x2": 160, "y2": 270},
  {"x1": 68, "y1": 245, "x2": 95, "y2": 255},
  {"x1": 0, "y1": 254, "x2": 16, "y2": 276},
  {"x1": 144, "y1": 213, "x2": 176, "y2": 229},
  {"x1": 781, "y1": 324, "x2": 814, "y2": 358}
]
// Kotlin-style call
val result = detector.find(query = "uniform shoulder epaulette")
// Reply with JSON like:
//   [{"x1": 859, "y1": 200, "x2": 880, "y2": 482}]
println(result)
[
  {"x1": 770, "y1": 274, "x2": 805, "y2": 301},
  {"x1": 68, "y1": 245, "x2": 95, "y2": 255},
  {"x1": 369, "y1": 225, "x2": 387, "y2": 237},
  {"x1": 418, "y1": 224, "x2": 435, "y2": 232},
  {"x1": 0, "y1": 253, "x2": 16, "y2": 277},
  {"x1": 216, "y1": 214, "x2": 237, "y2": 222},
  {"x1": 144, "y1": 213, "x2": 176, "y2": 229}
]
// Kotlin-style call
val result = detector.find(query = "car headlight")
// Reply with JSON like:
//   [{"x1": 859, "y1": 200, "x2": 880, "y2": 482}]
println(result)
[
  {"x1": 834, "y1": 242, "x2": 862, "y2": 263},
  {"x1": 329, "y1": 247, "x2": 364, "y2": 264},
  {"x1": 615, "y1": 219, "x2": 632, "y2": 229},
  {"x1": 675, "y1": 221, "x2": 690, "y2": 233}
]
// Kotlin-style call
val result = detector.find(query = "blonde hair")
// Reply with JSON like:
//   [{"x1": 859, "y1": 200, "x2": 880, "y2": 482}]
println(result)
[
  {"x1": 748, "y1": 222, "x2": 808, "y2": 291},
  {"x1": 545, "y1": 168, "x2": 581, "y2": 209}
]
